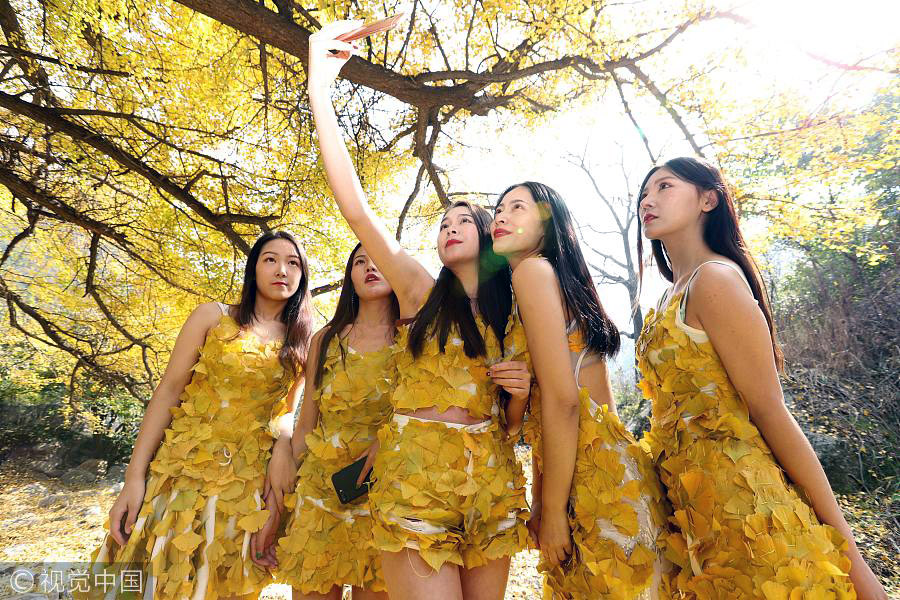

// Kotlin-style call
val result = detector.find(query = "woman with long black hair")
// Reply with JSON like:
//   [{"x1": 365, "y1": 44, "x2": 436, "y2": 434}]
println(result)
[
  {"x1": 251, "y1": 243, "x2": 398, "y2": 600},
  {"x1": 635, "y1": 156, "x2": 886, "y2": 598},
  {"x1": 79, "y1": 231, "x2": 313, "y2": 600},
  {"x1": 305, "y1": 21, "x2": 531, "y2": 600},
  {"x1": 491, "y1": 182, "x2": 671, "y2": 599}
]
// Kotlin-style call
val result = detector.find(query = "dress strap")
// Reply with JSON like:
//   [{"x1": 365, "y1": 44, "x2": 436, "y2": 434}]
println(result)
[
  {"x1": 573, "y1": 347, "x2": 589, "y2": 387},
  {"x1": 216, "y1": 302, "x2": 230, "y2": 316},
  {"x1": 678, "y1": 260, "x2": 754, "y2": 319}
]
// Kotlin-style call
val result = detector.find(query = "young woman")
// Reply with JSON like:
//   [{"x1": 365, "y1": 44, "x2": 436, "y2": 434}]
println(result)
[
  {"x1": 250, "y1": 243, "x2": 398, "y2": 599},
  {"x1": 79, "y1": 231, "x2": 313, "y2": 600},
  {"x1": 635, "y1": 157, "x2": 886, "y2": 599},
  {"x1": 306, "y1": 21, "x2": 532, "y2": 600},
  {"x1": 492, "y1": 182, "x2": 671, "y2": 600}
]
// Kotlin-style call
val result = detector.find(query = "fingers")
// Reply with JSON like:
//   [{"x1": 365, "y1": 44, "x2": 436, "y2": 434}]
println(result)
[
  {"x1": 488, "y1": 361, "x2": 528, "y2": 373},
  {"x1": 314, "y1": 20, "x2": 364, "y2": 40},
  {"x1": 123, "y1": 502, "x2": 138, "y2": 536},
  {"x1": 356, "y1": 452, "x2": 375, "y2": 487},
  {"x1": 108, "y1": 505, "x2": 125, "y2": 546},
  {"x1": 250, "y1": 533, "x2": 262, "y2": 567},
  {"x1": 490, "y1": 377, "x2": 530, "y2": 389}
]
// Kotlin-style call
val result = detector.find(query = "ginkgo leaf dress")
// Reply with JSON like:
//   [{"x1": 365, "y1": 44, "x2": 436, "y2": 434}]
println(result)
[
  {"x1": 79, "y1": 303, "x2": 293, "y2": 600},
  {"x1": 275, "y1": 335, "x2": 393, "y2": 593},
  {"x1": 637, "y1": 261, "x2": 856, "y2": 598},
  {"x1": 367, "y1": 308, "x2": 530, "y2": 572},
  {"x1": 508, "y1": 305, "x2": 672, "y2": 600}
]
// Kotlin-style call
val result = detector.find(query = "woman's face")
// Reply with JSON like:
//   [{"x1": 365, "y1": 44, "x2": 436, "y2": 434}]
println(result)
[
  {"x1": 255, "y1": 238, "x2": 304, "y2": 301},
  {"x1": 490, "y1": 185, "x2": 544, "y2": 258},
  {"x1": 437, "y1": 205, "x2": 481, "y2": 267},
  {"x1": 639, "y1": 168, "x2": 717, "y2": 240},
  {"x1": 349, "y1": 246, "x2": 393, "y2": 300}
]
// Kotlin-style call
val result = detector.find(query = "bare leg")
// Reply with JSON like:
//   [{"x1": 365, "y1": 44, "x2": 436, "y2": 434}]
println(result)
[
  {"x1": 351, "y1": 586, "x2": 389, "y2": 600},
  {"x1": 292, "y1": 586, "x2": 342, "y2": 600},
  {"x1": 381, "y1": 548, "x2": 463, "y2": 600},
  {"x1": 459, "y1": 556, "x2": 511, "y2": 600}
]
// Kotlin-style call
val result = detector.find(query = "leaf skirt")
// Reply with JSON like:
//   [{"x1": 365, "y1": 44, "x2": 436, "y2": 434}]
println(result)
[
  {"x1": 541, "y1": 390, "x2": 673, "y2": 600},
  {"x1": 368, "y1": 413, "x2": 530, "y2": 571},
  {"x1": 275, "y1": 448, "x2": 385, "y2": 593}
]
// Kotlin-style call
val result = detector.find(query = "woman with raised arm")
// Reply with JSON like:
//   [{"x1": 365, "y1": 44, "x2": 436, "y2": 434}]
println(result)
[
  {"x1": 78, "y1": 231, "x2": 313, "y2": 600},
  {"x1": 306, "y1": 21, "x2": 531, "y2": 600},
  {"x1": 635, "y1": 157, "x2": 886, "y2": 599},
  {"x1": 250, "y1": 243, "x2": 398, "y2": 600},
  {"x1": 491, "y1": 182, "x2": 671, "y2": 600}
]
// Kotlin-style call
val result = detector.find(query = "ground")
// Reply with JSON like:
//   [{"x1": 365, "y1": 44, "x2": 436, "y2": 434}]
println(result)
[{"x1": 0, "y1": 452, "x2": 896, "y2": 598}]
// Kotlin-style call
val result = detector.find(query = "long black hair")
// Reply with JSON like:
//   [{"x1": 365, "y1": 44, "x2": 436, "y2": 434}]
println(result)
[
  {"x1": 497, "y1": 182, "x2": 620, "y2": 358},
  {"x1": 637, "y1": 156, "x2": 783, "y2": 370},
  {"x1": 235, "y1": 231, "x2": 313, "y2": 377},
  {"x1": 408, "y1": 200, "x2": 512, "y2": 358},
  {"x1": 313, "y1": 243, "x2": 400, "y2": 387}
]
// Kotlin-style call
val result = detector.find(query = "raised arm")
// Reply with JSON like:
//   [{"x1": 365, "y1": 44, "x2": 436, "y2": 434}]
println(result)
[
  {"x1": 511, "y1": 257, "x2": 580, "y2": 568},
  {"x1": 307, "y1": 22, "x2": 432, "y2": 314},
  {"x1": 690, "y1": 263, "x2": 887, "y2": 599}
]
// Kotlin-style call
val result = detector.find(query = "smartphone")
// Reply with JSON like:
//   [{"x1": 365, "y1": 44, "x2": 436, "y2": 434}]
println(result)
[
  {"x1": 335, "y1": 14, "x2": 404, "y2": 44},
  {"x1": 331, "y1": 455, "x2": 372, "y2": 504}
]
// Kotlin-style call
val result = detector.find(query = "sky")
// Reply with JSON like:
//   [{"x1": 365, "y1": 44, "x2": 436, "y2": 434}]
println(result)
[{"x1": 368, "y1": 0, "x2": 898, "y2": 371}]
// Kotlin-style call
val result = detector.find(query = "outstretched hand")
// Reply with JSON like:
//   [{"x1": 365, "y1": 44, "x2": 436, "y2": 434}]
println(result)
[{"x1": 308, "y1": 21, "x2": 363, "y2": 91}]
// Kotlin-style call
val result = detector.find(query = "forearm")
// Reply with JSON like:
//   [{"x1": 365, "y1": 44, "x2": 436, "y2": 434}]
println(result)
[
  {"x1": 505, "y1": 396, "x2": 527, "y2": 435},
  {"x1": 540, "y1": 396, "x2": 579, "y2": 512},
  {"x1": 755, "y1": 403, "x2": 853, "y2": 541},
  {"x1": 309, "y1": 89, "x2": 368, "y2": 225},
  {"x1": 124, "y1": 391, "x2": 179, "y2": 482},
  {"x1": 531, "y1": 456, "x2": 543, "y2": 508}
]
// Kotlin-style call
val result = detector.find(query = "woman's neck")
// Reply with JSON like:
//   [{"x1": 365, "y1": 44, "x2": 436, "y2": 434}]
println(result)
[
  {"x1": 507, "y1": 247, "x2": 541, "y2": 271},
  {"x1": 659, "y1": 226, "x2": 715, "y2": 284},
  {"x1": 355, "y1": 296, "x2": 395, "y2": 327},
  {"x1": 253, "y1": 293, "x2": 287, "y2": 321},
  {"x1": 450, "y1": 260, "x2": 480, "y2": 299}
]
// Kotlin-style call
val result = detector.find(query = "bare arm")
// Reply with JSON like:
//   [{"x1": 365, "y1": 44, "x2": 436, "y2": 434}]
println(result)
[
  {"x1": 289, "y1": 328, "x2": 327, "y2": 461},
  {"x1": 691, "y1": 264, "x2": 886, "y2": 598},
  {"x1": 109, "y1": 302, "x2": 221, "y2": 545},
  {"x1": 512, "y1": 258, "x2": 579, "y2": 566},
  {"x1": 307, "y1": 24, "x2": 432, "y2": 314},
  {"x1": 124, "y1": 302, "x2": 221, "y2": 483}
]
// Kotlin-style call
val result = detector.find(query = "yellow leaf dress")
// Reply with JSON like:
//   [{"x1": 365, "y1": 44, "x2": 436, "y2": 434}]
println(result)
[
  {"x1": 275, "y1": 335, "x2": 393, "y2": 593},
  {"x1": 367, "y1": 309, "x2": 530, "y2": 571},
  {"x1": 79, "y1": 304, "x2": 293, "y2": 600},
  {"x1": 636, "y1": 261, "x2": 856, "y2": 598},
  {"x1": 509, "y1": 307, "x2": 672, "y2": 600}
]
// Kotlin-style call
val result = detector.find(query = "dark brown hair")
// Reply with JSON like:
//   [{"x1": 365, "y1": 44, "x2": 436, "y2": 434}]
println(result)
[
  {"x1": 637, "y1": 157, "x2": 783, "y2": 370},
  {"x1": 408, "y1": 201, "x2": 512, "y2": 359},
  {"x1": 497, "y1": 182, "x2": 620, "y2": 357},
  {"x1": 313, "y1": 243, "x2": 400, "y2": 387},
  {"x1": 235, "y1": 231, "x2": 313, "y2": 376}
]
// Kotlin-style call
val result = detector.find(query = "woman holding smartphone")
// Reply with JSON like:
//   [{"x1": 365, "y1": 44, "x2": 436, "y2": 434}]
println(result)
[
  {"x1": 304, "y1": 21, "x2": 531, "y2": 600},
  {"x1": 252, "y1": 243, "x2": 398, "y2": 600}
]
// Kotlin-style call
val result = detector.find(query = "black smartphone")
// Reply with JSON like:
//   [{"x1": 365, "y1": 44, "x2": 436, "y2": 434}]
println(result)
[{"x1": 331, "y1": 456, "x2": 372, "y2": 504}]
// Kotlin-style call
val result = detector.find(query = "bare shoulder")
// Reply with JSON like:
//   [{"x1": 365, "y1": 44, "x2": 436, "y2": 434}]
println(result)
[
  {"x1": 511, "y1": 256, "x2": 556, "y2": 288},
  {"x1": 690, "y1": 261, "x2": 757, "y2": 314},
  {"x1": 188, "y1": 302, "x2": 226, "y2": 329},
  {"x1": 310, "y1": 325, "x2": 330, "y2": 352}
]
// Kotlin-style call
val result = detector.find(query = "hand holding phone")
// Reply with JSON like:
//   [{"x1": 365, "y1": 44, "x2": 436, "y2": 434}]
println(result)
[{"x1": 335, "y1": 14, "x2": 404, "y2": 44}]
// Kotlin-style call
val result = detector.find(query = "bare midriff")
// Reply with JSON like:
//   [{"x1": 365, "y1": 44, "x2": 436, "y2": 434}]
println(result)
[{"x1": 396, "y1": 405, "x2": 487, "y2": 425}]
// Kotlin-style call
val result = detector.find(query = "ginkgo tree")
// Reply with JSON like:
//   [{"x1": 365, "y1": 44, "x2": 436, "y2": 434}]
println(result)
[{"x1": 0, "y1": 0, "x2": 894, "y2": 404}]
